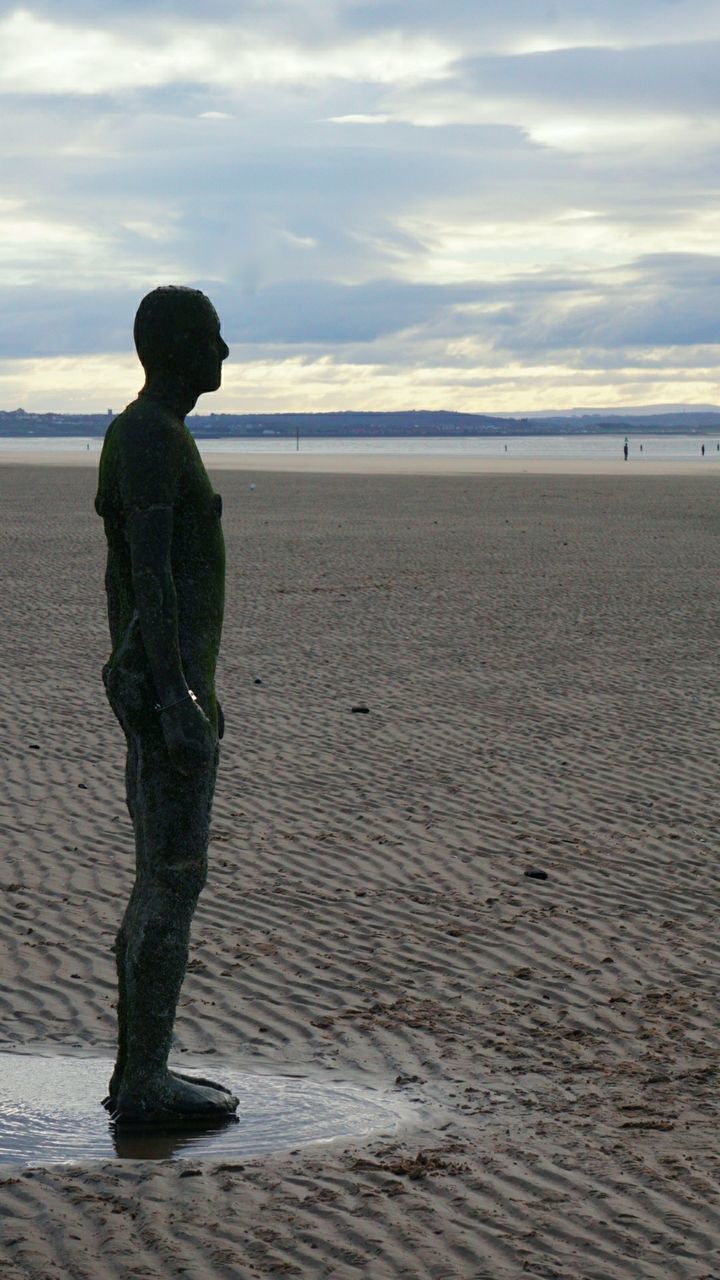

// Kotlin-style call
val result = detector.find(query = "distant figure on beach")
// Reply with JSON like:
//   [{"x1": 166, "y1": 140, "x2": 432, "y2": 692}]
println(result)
[
  {"x1": 623, "y1": 442, "x2": 629, "y2": 462},
  {"x1": 95, "y1": 286, "x2": 238, "y2": 1124},
  {"x1": 702, "y1": 444, "x2": 705, "y2": 457}
]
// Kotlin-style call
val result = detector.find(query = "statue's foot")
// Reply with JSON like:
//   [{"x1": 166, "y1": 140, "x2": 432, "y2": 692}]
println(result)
[
  {"x1": 102, "y1": 1073, "x2": 122, "y2": 1111},
  {"x1": 170, "y1": 1069, "x2": 237, "y2": 1096},
  {"x1": 103, "y1": 1068, "x2": 236, "y2": 1112},
  {"x1": 112, "y1": 1070, "x2": 239, "y2": 1125}
]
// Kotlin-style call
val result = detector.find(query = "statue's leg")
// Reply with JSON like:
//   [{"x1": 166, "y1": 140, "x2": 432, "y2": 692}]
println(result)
[
  {"x1": 105, "y1": 732, "x2": 234, "y2": 1110},
  {"x1": 107, "y1": 735, "x2": 141, "y2": 1103},
  {"x1": 113, "y1": 729, "x2": 237, "y2": 1121}
]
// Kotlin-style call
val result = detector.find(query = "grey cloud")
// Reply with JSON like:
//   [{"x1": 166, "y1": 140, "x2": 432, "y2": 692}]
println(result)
[
  {"x1": 2, "y1": 100, "x2": 557, "y2": 293},
  {"x1": 0, "y1": 1, "x2": 335, "y2": 26},
  {"x1": 0, "y1": 280, "x2": 492, "y2": 357},
  {"x1": 3, "y1": 252, "x2": 714, "y2": 363},
  {"x1": 262, "y1": 0, "x2": 720, "y2": 49},
  {"x1": 0, "y1": 269, "x2": 585, "y2": 359},
  {"x1": 455, "y1": 41, "x2": 720, "y2": 114},
  {"x1": 526, "y1": 298, "x2": 720, "y2": 351},
  {"x1": 481, "y1": 255, "x2": 720, "y2": 355},
  {"x1": 2, "y1": 1, "x2": 720, "y2": 406},
  {"x1": 0, "y1": 287, "x2": 138, "y2": 358},
  {"x1": 10, "y1": 1, "x2": 720, "y2": 52},
  {"x1": 218, "y1": 279, "x2": 489, "y2": 343},
  {"x1": 631, "y1": 254, "x2": 720, "y2": 286}
]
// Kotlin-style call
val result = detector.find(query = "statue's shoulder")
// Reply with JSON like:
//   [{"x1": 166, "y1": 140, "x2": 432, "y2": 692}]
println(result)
[
  {"x1": 109, "y1": 397, "x2": 182, "y2": 451},
  {"x1": 97, "y1": 398, "x2": 185, "y2": 518}
]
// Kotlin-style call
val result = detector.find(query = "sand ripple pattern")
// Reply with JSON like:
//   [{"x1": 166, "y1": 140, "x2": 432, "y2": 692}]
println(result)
[{"x1": 0, "y1": 467, "x2": 718, "y2": 1278}]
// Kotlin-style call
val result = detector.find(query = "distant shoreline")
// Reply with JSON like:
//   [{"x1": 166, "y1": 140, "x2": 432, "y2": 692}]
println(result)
[{"x1": 5, "y1": 404, "x2": 720, "y2": 442}]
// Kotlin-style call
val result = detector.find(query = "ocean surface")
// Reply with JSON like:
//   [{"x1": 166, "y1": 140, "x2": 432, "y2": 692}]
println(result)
[{"x1": 1, "y1": 434, "x2": 719, "y2": 462}]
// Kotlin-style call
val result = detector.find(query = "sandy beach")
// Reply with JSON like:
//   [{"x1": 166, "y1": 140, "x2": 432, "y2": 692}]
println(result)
[
  {"x1": 0, "y1": 444, "x2": 717, "y2": 476},
  {"x1": 0, "y1": 463, "x2": 718, "y2": 1279}
]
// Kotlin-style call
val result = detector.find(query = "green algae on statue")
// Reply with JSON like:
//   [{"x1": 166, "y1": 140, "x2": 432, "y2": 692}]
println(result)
[{"x1": 95, "y1": 286, "x2": 238, "y2": 1123}]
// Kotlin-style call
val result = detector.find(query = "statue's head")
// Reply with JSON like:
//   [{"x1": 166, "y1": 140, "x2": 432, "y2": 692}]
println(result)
[{"x1": 134, "y1": 286, "x2": 229, "y2": 394}]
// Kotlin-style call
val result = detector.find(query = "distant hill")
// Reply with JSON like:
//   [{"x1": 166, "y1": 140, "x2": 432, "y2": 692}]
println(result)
[
  {"x1": 515, "y1": 403, "x2": 720, "y2": 419},
  {"x1": 3, "y1": 407, "x2": 720, "y2": 438}
]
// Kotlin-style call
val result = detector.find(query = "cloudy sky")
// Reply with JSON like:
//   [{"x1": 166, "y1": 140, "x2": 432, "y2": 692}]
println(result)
[{"x1": 2, "y1": 0, "x2": 720, "y2": 413}]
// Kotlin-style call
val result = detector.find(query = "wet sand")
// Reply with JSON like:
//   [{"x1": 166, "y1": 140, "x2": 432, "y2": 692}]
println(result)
[
  {"x1": 0, "y1": 444, "x2": 717, "y2": 475},
  {"x1": 0, "y1": 465, "x2": 718, "y2": 1279}
]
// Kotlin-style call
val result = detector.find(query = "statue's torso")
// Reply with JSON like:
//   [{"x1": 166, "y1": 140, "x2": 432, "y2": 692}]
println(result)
[{"x1": 96, "y1": 398, "x2": 225, "y2": 716}]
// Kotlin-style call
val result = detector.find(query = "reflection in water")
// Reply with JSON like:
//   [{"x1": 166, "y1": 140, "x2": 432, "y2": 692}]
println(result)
[
  {"x1": 112, "y1": 1114, "x2": 240, "y2": 1161},
  {"x1": 0, "y1": 1053, "x2": 407, "y2": 1165}
]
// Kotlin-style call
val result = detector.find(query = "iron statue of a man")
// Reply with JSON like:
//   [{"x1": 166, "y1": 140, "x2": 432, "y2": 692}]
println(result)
[{"x1": 96, "y1": 286, "x2": 237, "y2": 1123}]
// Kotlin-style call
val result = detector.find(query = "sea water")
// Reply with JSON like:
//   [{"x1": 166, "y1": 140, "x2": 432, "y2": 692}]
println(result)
[{"x1": 1, "y1": 434, "x2": 719, "y2": 462}]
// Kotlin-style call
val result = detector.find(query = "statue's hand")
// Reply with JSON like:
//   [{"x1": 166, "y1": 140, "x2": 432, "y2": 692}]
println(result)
[{"x1": 160, "y1": 696, "x2": 216, "y2": 774}]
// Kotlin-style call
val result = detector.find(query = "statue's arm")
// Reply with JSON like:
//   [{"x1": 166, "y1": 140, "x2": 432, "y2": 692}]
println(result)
[
  {"x1": 127, "y1": 504, "x2": 187, "y2": 707},
  {"x1": 128, "y1": 504, "x2": 215, "y2": 773}
]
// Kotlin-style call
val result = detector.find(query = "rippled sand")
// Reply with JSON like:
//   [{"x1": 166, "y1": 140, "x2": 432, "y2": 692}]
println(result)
[{"x1": 0, "y1": 466, "x2": 718, "y2": 1279}]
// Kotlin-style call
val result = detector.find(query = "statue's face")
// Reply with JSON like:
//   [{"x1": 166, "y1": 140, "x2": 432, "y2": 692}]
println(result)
[{"x1": 189, "y1": 308, "x2": 230, "y2": 394}]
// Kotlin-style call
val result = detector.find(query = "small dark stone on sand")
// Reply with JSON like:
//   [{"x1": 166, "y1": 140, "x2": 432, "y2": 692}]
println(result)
[
  {"x1": 524, "y1": 868, "x2": 548, "y2": 880},
  {"x1": 351, "y1": 705, "x2": 370, "y2": 713},
  {"x1": 254, "y1": 678, "x2": 263, "y2": 685},
  {"x1": 78, "y1": 783, "x2": 88, "y2": 790},
  {"x1": 28, "y1": 744, "x2": 39, "y2": 750}
]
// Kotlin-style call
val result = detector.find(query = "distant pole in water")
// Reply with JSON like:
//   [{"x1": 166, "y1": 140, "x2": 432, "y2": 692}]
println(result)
[
  {"x1": 296, "y1": 422, "x2": 300, "y2": 453},
  {"x1": 702, "y1": 443, "x2": 705, "y2": 457}
]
